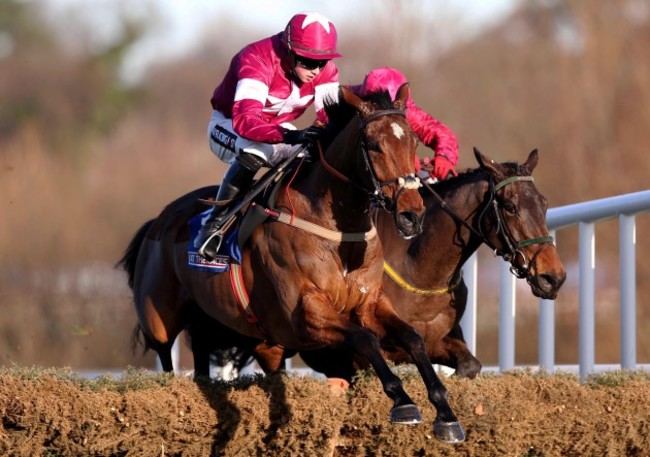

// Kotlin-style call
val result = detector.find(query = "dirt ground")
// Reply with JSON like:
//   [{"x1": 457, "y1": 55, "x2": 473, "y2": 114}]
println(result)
[{"x1": 1, "y1": 369, "x2": 649, "y2": 457}]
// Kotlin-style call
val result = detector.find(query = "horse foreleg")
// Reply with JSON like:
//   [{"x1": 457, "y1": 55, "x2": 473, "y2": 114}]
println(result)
[
  {"x1": 299, "y1": 290, "x2": 421, "y2": 425},
  {"x1": 431, "y1": 325, "x2": 481, "y2": 379},
  {"x1": 368, "y1": 293, "x2": 465, "y2": 443},
  {"x1": 253, "y1": 342, "x2": 290, "y2": 373},
  {"x1": 299, "y1": 347, "x2": 358, "y2": 382}
]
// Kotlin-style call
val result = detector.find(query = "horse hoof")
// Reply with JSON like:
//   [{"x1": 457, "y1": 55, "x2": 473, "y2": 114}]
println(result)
[
  {"x1": 433, "y1": 420, "x2": 466, "y2": 443},
  {"x1": 390, "y1": 404, "x2": 422, "y2": 425}
]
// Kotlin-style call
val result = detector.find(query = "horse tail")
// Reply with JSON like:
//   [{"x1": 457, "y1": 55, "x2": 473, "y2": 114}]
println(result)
[
  {"x1": 131, "y1": 323, "x2": 149, "y2": 355},
  {"x1": 116, "y1": 219, "x2": 155, "y2": 290}
]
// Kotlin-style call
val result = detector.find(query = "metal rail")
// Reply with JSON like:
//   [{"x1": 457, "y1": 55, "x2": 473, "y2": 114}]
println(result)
[{"x1": 461, "y1": 190, "x2": 650, "y2": 381}]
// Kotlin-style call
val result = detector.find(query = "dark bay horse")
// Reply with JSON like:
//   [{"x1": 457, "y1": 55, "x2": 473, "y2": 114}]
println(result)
[
  {"x1": 299, "y1": 147, "x2": 566, "y2": 379},
  {"x1": 182, "y1": 148, "x2": 567, "y2": 381},
  {"x1": 121, "y1": 85, "x2": 467, "y2": 442}
]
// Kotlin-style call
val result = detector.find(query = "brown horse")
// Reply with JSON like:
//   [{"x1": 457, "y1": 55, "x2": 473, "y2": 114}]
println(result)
[
  {"x1": 182, "y1": 148, "x2": 567, "y2": 382},
  {"x1": 120, "y1": 85, "x2": 467, "y2": 442},
  {"x1": 299, "y1": 147, "x2": 566, "y2": 379}
]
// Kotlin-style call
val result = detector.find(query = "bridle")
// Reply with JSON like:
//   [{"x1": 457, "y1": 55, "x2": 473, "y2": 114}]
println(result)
[
  {"x1": 423, "y1": 174, "x2": 554, "y2": 280},
  {"x1": 318, "y1": 108, "x2": 421, "y2": 212}
]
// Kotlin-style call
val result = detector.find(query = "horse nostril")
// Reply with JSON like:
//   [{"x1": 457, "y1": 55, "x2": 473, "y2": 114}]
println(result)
[
  {"x1": 397, "y1": 211, "x2": 423, "y2": 236},
  {"x1": 540, "y1": 273, "x2": 564, "y2": 290}
]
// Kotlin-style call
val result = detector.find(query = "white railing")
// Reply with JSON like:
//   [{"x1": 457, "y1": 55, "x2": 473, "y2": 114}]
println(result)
[{"x1": 460, "y1": 190, "x2": 650, "y2": 381}]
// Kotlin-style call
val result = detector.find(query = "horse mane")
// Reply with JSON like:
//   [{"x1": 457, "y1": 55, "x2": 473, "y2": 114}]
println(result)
[
  {"x1": 319, "y1": 89, "x2": 397, "y2": 146},
  {"x1": 425, "y1": 160, "x2": 531, "y2": 197}
]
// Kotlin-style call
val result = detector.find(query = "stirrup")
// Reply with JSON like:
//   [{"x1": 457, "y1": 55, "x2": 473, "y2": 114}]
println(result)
[{"x1": 197, "y1": 230, "x2": 224, "y2": 260}]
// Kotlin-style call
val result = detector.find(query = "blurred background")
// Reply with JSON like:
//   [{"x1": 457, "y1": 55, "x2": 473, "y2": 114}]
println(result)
[{"x1": 1, "y1": 0, "x2": 648, "y2": 372}]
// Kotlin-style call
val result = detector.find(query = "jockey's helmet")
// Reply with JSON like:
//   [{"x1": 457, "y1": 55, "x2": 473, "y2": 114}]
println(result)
[
  {"x1": 283, "y1": 12, "x2": 342, "y2": 60},
  {"x1": 361, "y1": 67, "x2": 409, "y2": 101}
]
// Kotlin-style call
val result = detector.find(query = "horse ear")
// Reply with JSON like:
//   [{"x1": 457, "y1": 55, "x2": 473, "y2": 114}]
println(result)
[
  {"x1": 394, "y1": 83, "x2": 410, "y2": 111},
  {"x1": 340, "y1": 85, "x2": 372, "y2": 118},
  {"x1": 474, "y1": 147, "x2": 504, "y2": 178},
  {"x1": 523, "y1": 149, "x2": 539, "y2": 174}
]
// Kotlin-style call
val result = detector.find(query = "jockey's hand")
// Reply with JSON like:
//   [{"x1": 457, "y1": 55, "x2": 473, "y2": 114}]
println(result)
[
  {"x1": 282, "y1": 126, "x2": 324, "y2": 146},
  {"x1": 432, "y1": 155, "x2": 458, "y2": 180}
]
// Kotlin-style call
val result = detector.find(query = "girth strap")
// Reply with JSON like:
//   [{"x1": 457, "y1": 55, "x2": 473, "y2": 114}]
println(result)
[
  {"x1": 230, "y1": 263, "x2": 267, "y2": 337},
  {"x1": 264, "y1": 207, "x2": 378, "y2": 242}
]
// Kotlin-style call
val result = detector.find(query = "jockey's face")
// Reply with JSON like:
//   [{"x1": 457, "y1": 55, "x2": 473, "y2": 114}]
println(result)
[{"x1": 293, "y1": 55, "x2": 329, "y2": 84}]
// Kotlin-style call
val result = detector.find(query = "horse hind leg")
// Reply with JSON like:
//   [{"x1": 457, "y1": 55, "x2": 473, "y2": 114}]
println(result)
[
  {"x1": 155, "y1": 341, "x2": 175, "y2": 372},
  {"x1": 132, "y1": 323, "x2": 176, "y2": 372}
]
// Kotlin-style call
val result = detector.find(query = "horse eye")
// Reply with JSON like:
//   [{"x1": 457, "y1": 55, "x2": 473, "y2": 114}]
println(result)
[
  {"x1": 366, "y1": 141, "x2": 381, "y2": 152},
  {"x1": 502, "y1": 200, "x2": 517, "y2": 214}
]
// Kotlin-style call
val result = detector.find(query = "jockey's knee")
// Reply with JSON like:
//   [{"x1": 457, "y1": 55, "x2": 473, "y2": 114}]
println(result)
[{"x1": 236, "y1": 152, "x2": 267, "y2": 173}]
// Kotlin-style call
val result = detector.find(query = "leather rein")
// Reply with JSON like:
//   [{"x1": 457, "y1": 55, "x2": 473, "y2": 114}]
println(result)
[{"x1": 422, "y1": 175, "x2": 554, "y2": 280}]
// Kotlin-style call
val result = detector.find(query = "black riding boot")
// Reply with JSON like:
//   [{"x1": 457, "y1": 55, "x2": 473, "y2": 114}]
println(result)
[{"x1": 194, "y1": 154, "x2": 262, "y2": 259}]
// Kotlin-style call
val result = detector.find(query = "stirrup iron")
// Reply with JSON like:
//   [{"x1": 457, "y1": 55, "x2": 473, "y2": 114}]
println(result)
[{"x1": 197, "y1": 230, "x2": 225, "y2": 259}]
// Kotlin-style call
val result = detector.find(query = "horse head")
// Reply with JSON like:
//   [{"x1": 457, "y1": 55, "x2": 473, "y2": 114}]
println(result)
[
  {"x1": 335, "y1": 84, "x2": 425, "y2": 238},
  {"x1": 474, "y1": 148, "x2": 566, "y2": 299}
]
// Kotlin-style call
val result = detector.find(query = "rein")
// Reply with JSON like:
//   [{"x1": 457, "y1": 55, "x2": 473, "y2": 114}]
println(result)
[
  {"x1": 422, "y1": 175, "x2": 554, "y2": 279},
  {"x1": 318, "y1": 109, "x2": 421, "y2": 211}
]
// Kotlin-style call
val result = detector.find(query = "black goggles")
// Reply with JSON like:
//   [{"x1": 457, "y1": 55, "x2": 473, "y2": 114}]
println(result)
[{"x1": 295, "y1": 55, "x2": 329, "y2": 71}]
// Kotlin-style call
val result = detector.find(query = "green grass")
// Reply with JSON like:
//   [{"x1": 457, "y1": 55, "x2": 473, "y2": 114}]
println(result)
[
  {"x1": 0, "y1": 365, "x2": 175, "y2": 393},
  {"x1": 586, "y1": 369, "x2": 650, "y2": 387}
]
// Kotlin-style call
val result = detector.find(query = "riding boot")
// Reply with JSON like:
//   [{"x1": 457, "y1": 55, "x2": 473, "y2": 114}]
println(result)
[{"x1": 194, "y1": 154, "x2": 263, "y2": 260}]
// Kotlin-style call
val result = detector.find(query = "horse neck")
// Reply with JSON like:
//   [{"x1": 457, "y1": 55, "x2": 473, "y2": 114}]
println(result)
[
  {"x1": 290, "y1": 119, "x2": 373, "y2": 232},
  {"x1": 379, "y1": 172, "x2": 489, "y2": 284}
]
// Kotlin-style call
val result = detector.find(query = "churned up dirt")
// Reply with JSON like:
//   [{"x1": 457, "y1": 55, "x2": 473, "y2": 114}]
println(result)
[{"x1": 1, "y1": 368, "x2": 649, "y2": 456}]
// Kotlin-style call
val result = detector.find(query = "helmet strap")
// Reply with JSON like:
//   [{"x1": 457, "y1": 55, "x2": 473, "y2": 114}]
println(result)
[{"x1": 284, "y1": 50, "x2": 300, "y2": 82}]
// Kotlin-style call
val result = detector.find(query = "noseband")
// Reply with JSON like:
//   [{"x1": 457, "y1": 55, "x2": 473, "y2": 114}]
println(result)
[{"x1": 318, "y1": 108, "x2": 421, "y2": 211}]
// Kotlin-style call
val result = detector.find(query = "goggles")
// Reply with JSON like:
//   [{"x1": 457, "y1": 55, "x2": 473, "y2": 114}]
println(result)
[{"x1": 295, "y1": 56, "x2": 329, "y2": 71}]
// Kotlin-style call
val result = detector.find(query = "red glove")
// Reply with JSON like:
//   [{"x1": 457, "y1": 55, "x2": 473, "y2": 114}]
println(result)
[{"x1": 432, "y1": 155, "x2": 457, "y2": 180}]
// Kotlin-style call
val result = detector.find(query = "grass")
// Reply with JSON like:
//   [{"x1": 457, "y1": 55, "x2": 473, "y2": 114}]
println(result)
[{"x1": 0, "y1": 365, "x2": 175, "y2": 393}]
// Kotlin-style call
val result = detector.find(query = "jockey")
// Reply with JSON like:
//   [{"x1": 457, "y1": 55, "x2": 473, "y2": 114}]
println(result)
[
  {"x1": 350, "y1": 67, "x2": 459, "y2": 182},
  {"x1": 195, "y1": 12, "x2": 342, "y2": 260}
]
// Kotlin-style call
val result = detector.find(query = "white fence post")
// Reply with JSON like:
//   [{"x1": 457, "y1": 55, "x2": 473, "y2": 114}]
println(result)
[
  {"x1": 499, "y1": 259, "x2": 516, "y2": 371},
  {"x1": 538, "y1": 228, "x2": 557, "y2": 372},
  {"x1": 578, "y1": 222, "x2": 595, "y2": 382},
  {"x1": 619, "y1": 214, "x2": 636, "y2": 369},
  {"x1": 460, "y1": 252, "x2": 478, "y2": 355}
]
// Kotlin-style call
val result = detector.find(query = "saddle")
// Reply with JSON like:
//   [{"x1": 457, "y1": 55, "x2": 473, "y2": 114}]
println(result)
[{"x1": 188, "y1": 156, "x2": 304, "y2": 272}]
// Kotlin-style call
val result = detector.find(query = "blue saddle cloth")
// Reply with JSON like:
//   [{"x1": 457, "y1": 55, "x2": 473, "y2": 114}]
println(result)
[{"x1": 187, "y1": 208, "x2": 242, "y2": 273}]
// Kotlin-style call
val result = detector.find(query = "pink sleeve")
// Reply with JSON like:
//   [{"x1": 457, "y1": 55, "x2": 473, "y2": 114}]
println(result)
[
  {"x1": 232, "y1": 99, "x2": 285, "y2": 143},
  {"x1": 405, "y1": 99, "x2": 459, "y2": 165},
  {"x1": 231, "y1": 49, "x2": 286, "y2": 143}
]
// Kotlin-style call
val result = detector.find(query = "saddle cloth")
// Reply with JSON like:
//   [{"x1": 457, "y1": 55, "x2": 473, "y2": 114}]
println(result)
[{"x1": 187, "y1": 208, "x2": 242, "y2": 273}]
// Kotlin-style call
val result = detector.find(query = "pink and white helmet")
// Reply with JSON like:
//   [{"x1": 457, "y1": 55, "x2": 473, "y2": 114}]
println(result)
[
  {"x1": 284, "y1": 12, "x2": 342, "y2": 60},
  {"x1": 361, "y1": 67, "x2": 409, "y2": 101}
]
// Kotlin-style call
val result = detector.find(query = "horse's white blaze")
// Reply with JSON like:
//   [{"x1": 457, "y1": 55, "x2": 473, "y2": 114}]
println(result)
[{"x1": 391, "y1": 122, "x2": 405, "y2": 139}]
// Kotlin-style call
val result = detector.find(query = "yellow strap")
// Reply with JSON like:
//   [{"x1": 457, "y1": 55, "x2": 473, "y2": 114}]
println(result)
[{"x1": 383, "y1": 261, "x2": 461, "y2": 296}]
